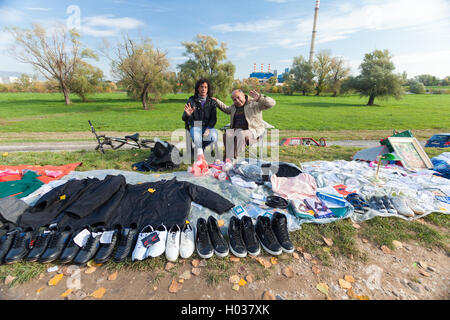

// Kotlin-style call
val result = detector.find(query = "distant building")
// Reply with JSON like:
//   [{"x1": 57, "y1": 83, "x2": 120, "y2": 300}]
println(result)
[
  {"x1": 277, "y1": 68, "x2": 289, "y2": 83},
  {"x1": 249, "y1": 64, "x2": 288, "y2": 84},
  {"x1": 249, "y1": 63, "x2": 276, "y2": 84},
  {"x1": 9, "y1": 76, "x2": 19, "y2": 83}
]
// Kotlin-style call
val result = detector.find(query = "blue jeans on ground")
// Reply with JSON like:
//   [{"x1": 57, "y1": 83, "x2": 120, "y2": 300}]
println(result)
[{"x1": 190, "y1": 127, "x2": 218, "y2": 149}]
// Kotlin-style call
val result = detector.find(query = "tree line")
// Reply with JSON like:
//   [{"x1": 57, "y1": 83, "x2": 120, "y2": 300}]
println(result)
[{"x1": 4, "y1": 23, "x2": 449, "y2": 108}]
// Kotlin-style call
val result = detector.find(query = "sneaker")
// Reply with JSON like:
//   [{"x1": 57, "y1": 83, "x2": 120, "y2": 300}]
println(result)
[
  {"x1": 94, "y1": 229, "x2": 118, "y2": 264},
  {"x1": 345, "y1": 193, "x2": 370, "y2": 213},
  {"x1": 4, "y1": 228, "x2": 33, "y2": 264},
  {"x1": 0, "y1": 226, "x2": 18, "y2": 264},
  {"x1": 207, "y1": 216, "x2": 229, "y2": 257},
  {"x1": 39, "y1": 226, "x2": 73, "y2": 264},
  {"x1": 241, "y1": 216, "x2": 260, "y2": 256},
  {"x1": 391, "y1": 196, "x2": 415, "y2": 217},
  {"x1": 146, "y1": 224, "x2": 167, "y2": 258},
  {"x1": 255, "y1": 216, "x2": 282, "y2": 256},
  {"x1": 179, "y1": 222, "x2": 195, "y2": 259},
  {"x1": 113, "y1": 224, "x2": 138, "y2": 262},
  {"x1": 271, "y1": 212, "x2": 294, "y2": 253},
  {"x1": 26, "y1": 227, "x2": 55, "y2": 262},
  {"x1": 381, "y1": 196, "x2": 398, "y2": 214},
  {"x1": 195, "y1": 218, "x2": 214, "y2": 259},
  {"x1": 369, "y1": 196, "x2": 388, "y2": 214},
  {"x1": 405, "y1": 197, "x2": 426, "y2": 215},
  {"x1": 132, "y1": 225, "x2": 154, "y2": 261},
  {"x1": 228, "y1": 216, "x2": 247, "y2": 258},
  {"x1": 73, "y1": 228, "x2": 103, "y2": 265},
  {"x1": 165, "y1": 224, "x2": 181, "y2": 262}
]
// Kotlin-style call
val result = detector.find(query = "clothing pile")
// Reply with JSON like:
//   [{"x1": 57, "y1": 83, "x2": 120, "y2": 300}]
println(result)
[
  {"x1": 0, "y1": 173, "x2": 234, "y2": 265},
  {"x1": 301, "y1": 159, "x2": 450, "y2": 223}
]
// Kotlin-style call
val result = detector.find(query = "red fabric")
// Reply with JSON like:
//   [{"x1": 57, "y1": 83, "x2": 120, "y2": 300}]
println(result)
[
  {"x1": 0, "y1": 162, "x2": 82, "y2": 184},
  {"x1": 333, "y1": 184, "x2": 354, "y2": 196}
]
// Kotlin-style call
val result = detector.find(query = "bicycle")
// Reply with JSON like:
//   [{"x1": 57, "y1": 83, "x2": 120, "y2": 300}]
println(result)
[{"x1": 88, "y1": 120, "x2": 154, "y2": 153}]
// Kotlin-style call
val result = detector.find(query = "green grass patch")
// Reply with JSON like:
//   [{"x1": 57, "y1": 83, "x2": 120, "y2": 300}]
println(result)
[
  {"x1": 290, "y1": 220, "x2": 361, "y2": 266},
  {"x1": 0, "y1": 262, "x2": 47, "y2": 287},
  {"x1": 424, "y1": 213, "x2": 450, "y2": 229},
  {"x1": 360, "y1": 216, "x2": 449, "y2": 253},
  {"x1": 1, "y1": 92, "x2": 449, "y2": 133}
]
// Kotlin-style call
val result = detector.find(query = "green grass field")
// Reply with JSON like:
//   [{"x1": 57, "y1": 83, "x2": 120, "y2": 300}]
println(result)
[{"x1": 0, "y1": 92, "x2": 449, "y2": 133}]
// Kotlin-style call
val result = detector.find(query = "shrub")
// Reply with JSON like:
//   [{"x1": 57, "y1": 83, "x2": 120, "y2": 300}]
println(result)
[{"x1": 409, "y1": 80, "x2": 426, "y2": 94}]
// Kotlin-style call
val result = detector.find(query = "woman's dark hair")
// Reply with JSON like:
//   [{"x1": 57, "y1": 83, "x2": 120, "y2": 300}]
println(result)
[{"x1": 194, "y1": 78, "x2": 213, "y2": 97}]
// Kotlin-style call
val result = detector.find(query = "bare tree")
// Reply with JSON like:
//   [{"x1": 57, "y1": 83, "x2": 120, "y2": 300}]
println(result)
[
  {"x1": 7, "y1": 23, "x2": 82, "y2": 104},
  {"x1": 106, "y1": 35, "x2": 171, "y2": 110},
  {"x1": 328, "y1": 56, "x2": 350, "y2": 97}
]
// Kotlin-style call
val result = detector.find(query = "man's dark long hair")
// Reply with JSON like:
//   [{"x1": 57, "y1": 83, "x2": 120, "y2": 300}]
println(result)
[{"x1": 194, "y1": 78, "x2": 213, "y2": 97}]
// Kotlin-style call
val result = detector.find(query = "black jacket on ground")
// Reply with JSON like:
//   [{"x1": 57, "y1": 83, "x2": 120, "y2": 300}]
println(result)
[
  {"x1": 18, "y1": 175, "x2": 234, "y2": 231},
  {"x1": 182, "y1": 95, "x2": 217, "y2": 130},
  {"x1": 108, "y1": 177, "x2": 234, "y2": 230},
  {"x1": 18, "y1": 175, "x2": 127, "y2": 230}
]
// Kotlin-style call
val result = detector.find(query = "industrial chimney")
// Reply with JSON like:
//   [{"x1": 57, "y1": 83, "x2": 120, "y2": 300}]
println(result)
[{"x1": 309, "y1": 0, "x2": 320, "y2": 64}]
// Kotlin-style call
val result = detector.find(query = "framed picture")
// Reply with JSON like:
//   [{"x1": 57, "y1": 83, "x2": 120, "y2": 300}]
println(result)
[{"x1": 387, "y1": 137, "x2": 433, "y2": 171}]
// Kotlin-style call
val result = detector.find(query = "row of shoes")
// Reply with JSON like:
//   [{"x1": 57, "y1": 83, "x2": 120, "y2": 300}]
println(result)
[
  {"x1": 130, "y1": 212, "x2": 295, "y2": 263},
  {"x1": 345, "y1": 193, "x2": 425, "y2": 217},
  {"x1": 0, "y1": 211, "x2": 296, "y2": 266},
  {"x1": 196, "y1": 212, "x2": 294, "y2": 259},
  {"x1": 369, "y1": 195, "x2": 425, "y2": 217},
  {"x1": 132, "y1": 223, "x2": 195, "y2": 262},
  {"x1": 0, "y1": 223, "x2": 141, "y2": 266}
]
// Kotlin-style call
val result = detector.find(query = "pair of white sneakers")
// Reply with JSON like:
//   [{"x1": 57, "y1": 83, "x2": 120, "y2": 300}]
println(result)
[
  {"x1": 132, "y1": 224, "x2": 168, "y2": 261},
  {"x1": 165, "y1": 222, "x2": 195, "y2": 262}
]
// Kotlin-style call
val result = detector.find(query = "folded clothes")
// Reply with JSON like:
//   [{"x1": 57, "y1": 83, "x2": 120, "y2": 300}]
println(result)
[
  {"x1": 271, "y1": 173, "x2": 318, "y2": 201},
  {"x1": 0, "y1": 163, "x2": 81, "y2": 184}
]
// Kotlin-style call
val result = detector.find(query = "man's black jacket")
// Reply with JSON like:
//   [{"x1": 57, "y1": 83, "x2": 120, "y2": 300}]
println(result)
[{"x1": 182, "y1": 95, "x2": 217, "y2": 130}]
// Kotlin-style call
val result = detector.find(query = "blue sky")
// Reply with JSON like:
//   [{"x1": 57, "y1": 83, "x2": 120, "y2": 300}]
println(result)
[{"x1": 0, "y1": 0, "x2": 449, "y2": 81}]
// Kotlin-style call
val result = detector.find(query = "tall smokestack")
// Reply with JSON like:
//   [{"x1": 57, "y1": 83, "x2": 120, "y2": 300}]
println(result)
[
  {"x1": 254, "y1": 63, "x2": 256, "y2": 72},
  {"x1": 309, "y1": 0, "x2": 320, "y2": 64},
  {"x1": 261, "y1": 63, "x2": 264, "y2": 72}
]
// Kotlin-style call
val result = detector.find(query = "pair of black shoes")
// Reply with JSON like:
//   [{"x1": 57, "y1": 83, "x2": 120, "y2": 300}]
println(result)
[
  {"x1": 228, "y1": 216, "x2": 261, "y2": 258},
  {"x1": 25, "y1": 226, "x2": 70, "y2": 263},
  {"x1": 255, "y1": 212, "x2": 294, "y2": 256},
  {"x1": 112, "y1": 225, "x2": 138, "y2": 262},
  {"x1": 196, "y1": 216, "x2": 229, "y2": 259},
  {"x1": 0, "y1": 224, "x2": 74, "y2": 265},
  {"x1": 59, "y1": 224, "x2": 138, "y2": 265},
  {"x1": 58, "y1": 226, "x2": 103, "y2": 265},
  {"x1": 1, "y1": 227, "x2": 33, "y2": 264},
  {"x1": 0, "y1": 224, "x2": 30, "y2": 264}
]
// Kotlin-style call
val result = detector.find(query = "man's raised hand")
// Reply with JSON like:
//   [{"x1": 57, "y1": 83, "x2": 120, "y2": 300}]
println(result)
[
  {"x1": 184, "y1": 102, "x2": 194, "y2": 116},
  {"x1": 249, "y1": 90, "x2": 261, "y2": 101}
]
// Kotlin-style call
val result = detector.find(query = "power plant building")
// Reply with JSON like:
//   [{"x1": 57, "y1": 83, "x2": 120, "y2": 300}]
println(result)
[{"x1": 249, "y1": 63, "x2": 287, "y2": 83}]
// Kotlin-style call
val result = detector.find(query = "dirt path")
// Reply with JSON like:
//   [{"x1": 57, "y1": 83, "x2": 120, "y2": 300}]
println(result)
[{"x1": 1, "y1": 236, "x2": 448, "y2": 301}]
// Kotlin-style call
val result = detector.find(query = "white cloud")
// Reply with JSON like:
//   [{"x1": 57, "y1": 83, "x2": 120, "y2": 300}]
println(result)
[
  {"x1": 346, "y1": 50, "x2": 450, "y2": 78},
  {"x1": 393, "y1": 50, "x2": 450, "y2": 78},
  {"x1": 211, "y1": 0, "x2": 450, "y2": 49},
  {"x1": 80, "y1": 15, "x2": 144, "y2": 37},
  {"x1": 0, "y1": 7, "x2": 26, "y2": 24},
  {"x1": 169, "y1": 56, "x2": 188, "y2": 61},
  {"x1": 265, "y1": 0, "x2": 288, "y2": 3},
  {"x1": 26, "y1": 8, "x2": 52, "y2": 11},
  {"x1": 212, "y1": 19, "x2": 285, "y2": 33}
]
